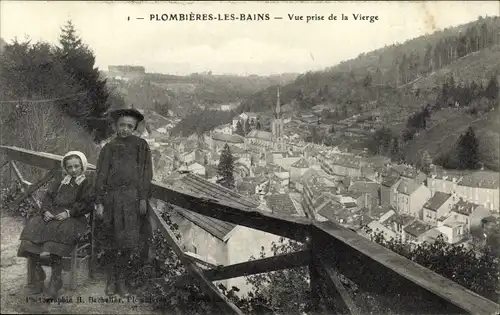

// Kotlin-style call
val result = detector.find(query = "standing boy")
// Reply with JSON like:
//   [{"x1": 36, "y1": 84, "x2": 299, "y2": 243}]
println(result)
[{"x1": 95, "y1": 108, "x2": 153, "y2": 297}]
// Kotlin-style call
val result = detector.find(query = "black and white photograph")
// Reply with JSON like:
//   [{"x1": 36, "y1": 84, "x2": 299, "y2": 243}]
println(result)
[{"x1": 0, "y1": 1, "x2": 499, "y2": 314}]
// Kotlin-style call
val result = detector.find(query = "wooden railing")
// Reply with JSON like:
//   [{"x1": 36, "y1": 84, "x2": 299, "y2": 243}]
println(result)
[{"x1": 1, "y1": 145, "x2": 499, "y2": 315}]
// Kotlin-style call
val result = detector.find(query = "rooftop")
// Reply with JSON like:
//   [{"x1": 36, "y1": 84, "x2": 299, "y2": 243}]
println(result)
[
  {"x1": 343, "y1": 202, "x2": 358, "y2": 208},
  {"x1": 382, "y1": 175, "x2": 400, "y2": 187},
  {"x1": 423, "y1": 192, "x2": 452, "y2": 211},
  {"x1": 397, "y1": 180, "x2": 421, "y2": 195},
  {"x1": 212, "y1": 133, "x2": 245, "y2": 144},
  {"x1": 228, "y1": 144, "x2": 246, "y2": 154},
  {"x1": 317, "y1": 201, "x2": 343, "y2": 221},
  {"x1": 246, "y1": 129, "x2": 273, "y2": 141},
  {"x1": 451, "y1": 199, "x2": 482, "y2": 216},
  {"x1": 265, "y1": 194, "x2": 299, "y2": 216},
  {"x1": 363, "y1": 205, "x2": 395, "y2": 221},
  {"x1": 460, "y1": 171, "x2": 499, "y2": 189},
  {"x1": 349, "y1": 181, "x2": 380, "y2": 194},
  {"x1": 391, "y1": 164, "x2": 420, "y2": 179},
  {"x1": 387, "y1": 213, "x2": 416, "y2": 227},
  {"x1": 291, "y1": 158, "x2": 310, "y2": 168},
  {"x1": 345, "y1": 191, "x2": 363, "y2": 199},
  {"x1": 404, "y1": 220, "x2": 433, "y2": 237},
  {"x1": 431, "y1": 167, "x2": 465, "y2": 181},
  {"x1": 171, "y1": 173, "x2": 260, "y2": 240}
]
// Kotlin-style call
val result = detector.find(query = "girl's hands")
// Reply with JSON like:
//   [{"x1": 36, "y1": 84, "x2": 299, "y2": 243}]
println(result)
[{"x1": 43, "y1": 211, "x2": 55, "y2": 222}]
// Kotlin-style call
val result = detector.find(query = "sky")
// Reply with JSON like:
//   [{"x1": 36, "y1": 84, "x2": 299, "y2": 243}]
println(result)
[{"x1": 1, "y1": 1, "x2": 499, "y2": 76}]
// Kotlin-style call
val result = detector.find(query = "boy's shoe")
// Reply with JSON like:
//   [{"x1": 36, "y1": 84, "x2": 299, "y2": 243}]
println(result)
[
  {"x1": 105, "y1": 281, "x2": 117, "y2": 296},
  {"x1": 116, "y1": 279, "x2": 129, "y2": 298}
]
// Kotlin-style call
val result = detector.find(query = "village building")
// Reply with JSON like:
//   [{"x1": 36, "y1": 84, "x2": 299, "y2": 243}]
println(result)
[
  {"x1": 161, "y1": 173, "x2": 291, "y2": 296},
  {"x1": 422, "y1": 192, "x2": 454, "y2": 225},
  {"x1": 403, "y1": 220, "x2": 434, "y2": 244},
  {"x1": 395, "y1": 180, "x2": 432, "y2": 219},
  {"x1": 455, "y1": 171, "x2": 499, "y2": 212}
]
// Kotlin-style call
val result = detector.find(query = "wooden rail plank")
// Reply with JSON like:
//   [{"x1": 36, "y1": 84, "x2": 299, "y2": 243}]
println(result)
[
  {"x1": 148, "y1": 202, "x2": 244, "y2": 315},
  {"x1": 151, "y1": 181, "x2": 311, "y2": 242},
  {"x1": 184, "y1": 252, "x2": 220, "y2": 269},
  {"x1": 8, "y1": 160, "x2": 40, "y2": 208},
  {"x1": 0, "y1": 146, "x2": 310, "y2": 241},
  {"x1": 0, "y1": 146, "x2": 96, "y2": 171},
  {"x1": 2, "y1": 145, "x2": 499, "y2": 315},
  {"x1": 0, "y1": 159, "x2": 9, "y2": 169},
  {"x1": 169, "y1": 249, "x2": 311, "y2": 286},
  {"x1": 9, "y1": 167, "x2": 58, "y2": 209},
  {"x1": 312, "y1": 221, "x2": 499, "y2": 315},
  {"x1": 308, "y1": 258, "x2": 322, "y2": 313}
]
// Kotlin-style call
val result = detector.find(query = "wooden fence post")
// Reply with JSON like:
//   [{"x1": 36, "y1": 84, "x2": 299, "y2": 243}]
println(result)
[{"x1": 308, "y1": 235, "x2": 322, "y2": 314}]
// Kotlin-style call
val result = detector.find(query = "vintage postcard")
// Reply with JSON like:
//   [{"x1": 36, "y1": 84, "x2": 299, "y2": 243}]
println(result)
[{"x1": 1, "y1": 1, "x2": 499, "y2": 314}]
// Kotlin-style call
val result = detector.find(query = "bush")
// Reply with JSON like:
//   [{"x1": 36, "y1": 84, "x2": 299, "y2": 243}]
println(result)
[
  {"x1": 365, "y1": 228, "x2": 500, "y2": 302},
  {"x1": 135, "y1": 204, "x2": 397, "y2": 314},
  {"x1": 0, "y1": 182, "x2": 40, "y2": 219}
]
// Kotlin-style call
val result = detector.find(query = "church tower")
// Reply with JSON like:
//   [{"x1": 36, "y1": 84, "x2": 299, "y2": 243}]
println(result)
[{"x1": 271, "y1": 86, "x2": 284, "y2": 150}]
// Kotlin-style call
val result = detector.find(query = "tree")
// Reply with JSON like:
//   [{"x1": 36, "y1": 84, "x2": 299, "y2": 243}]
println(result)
[
  {"x1": 401, "y1": 128, "x2": 415, "y2": 142},
  {"x1": 217, "y1": 144, "x2": 235, "y2": 189},
  {"x1": 484, "y1": 74, "x2": 499, "y2": 99},
  {"x1": 367, "y1": 127, "x2": 392, "y2": 155},
  {"x1": 457, "y1": 126, "x2": 480, "y2": 169},
  {"x1": 56, "y1": 20, "x2": 110, "y2": 140},
  {"x1": 244, "y1": 119, "x2": 251, "y2": 134},
  {"x1": 363, "y1": 74, "x2": 373, "y2": 88},
  {"x1": 57, "y1": 21, "x2": 109, "y2": 116},
  {"x1": 389, "y1": 137, "x2": 401, "y2": 161},
  {"x1": 154, "y1": 100, "x2": 170, "y2": 117},
  {"x1": 418, "y1": 150, "x2": 432, "y2": 173},
  {"x1": 250, "y1": 118, "x2": 256, "y2": 130},
  {"x1": 235, "y1": 120, "x2": 245, "y2": 136}
]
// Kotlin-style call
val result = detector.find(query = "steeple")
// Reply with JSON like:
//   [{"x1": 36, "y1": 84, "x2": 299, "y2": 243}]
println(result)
[
  {"x1": 271, "y1": 85, "x2": 284, "y2": 150},
  {"x1": 276, "y1": 86, "x2": 281, "y2": 118}
]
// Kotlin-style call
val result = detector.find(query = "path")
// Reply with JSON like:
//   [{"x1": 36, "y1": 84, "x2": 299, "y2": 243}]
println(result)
[{"x1": 0, "y1": 214, "x2": 162, "y2": 314}]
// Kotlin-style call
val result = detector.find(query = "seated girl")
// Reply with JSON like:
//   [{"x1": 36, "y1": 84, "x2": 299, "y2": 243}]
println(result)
[{"x1": 17, "y1": 151, "x2": 94, "y2": 298}]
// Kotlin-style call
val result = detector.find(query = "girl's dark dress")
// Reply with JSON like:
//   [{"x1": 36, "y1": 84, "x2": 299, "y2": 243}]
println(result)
[{"x1": 17, "y1": 175, "x2": 93, "y2": 258}]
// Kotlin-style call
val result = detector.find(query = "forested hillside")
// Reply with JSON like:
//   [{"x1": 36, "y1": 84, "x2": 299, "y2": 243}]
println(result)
[
  {"x1": 106, "y1": 71, "x2": 298, "y2": 117},
  {"x1": 239, "y1": 16, "x2": 500, "y2": 171},
  {"x1": 241, "y1": 16, "x2": 500, "y2": 113}
]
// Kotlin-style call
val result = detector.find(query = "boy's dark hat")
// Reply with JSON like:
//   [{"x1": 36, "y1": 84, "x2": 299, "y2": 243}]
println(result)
[{"x1": 108, "y1": 108, "x2": 144, "y2": 122}]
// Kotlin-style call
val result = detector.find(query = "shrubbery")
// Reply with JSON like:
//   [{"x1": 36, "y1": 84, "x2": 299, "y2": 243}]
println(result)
[
  {"x1": 365, "y1": 227, "x2": 500, "y2": 302},
  {"x1": 0, "y1": 182, "x2": 40, "y2": 220}
]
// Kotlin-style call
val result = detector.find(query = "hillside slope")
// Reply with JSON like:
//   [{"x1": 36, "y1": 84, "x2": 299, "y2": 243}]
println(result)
[
  {"x1": 237, "y1": 16, "x2": 500, "y2": 170},
  {"x1": 105, "y1": 72, "x2": 298, "y2": 117},
  {"x1": 411, "y1": 44, "x2": 500, "y2": 91},
  {"x1": 404, "y1": 108, "x2": 499, "y2": 171},
  {"x1": 240, "y1": 16, "x2": 500, "y2": 115}
]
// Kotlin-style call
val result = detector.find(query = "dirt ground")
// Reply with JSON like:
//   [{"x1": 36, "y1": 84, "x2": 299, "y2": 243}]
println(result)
[{"x1": 0, "y1": 215, "x2": 162, "y2": 314}]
